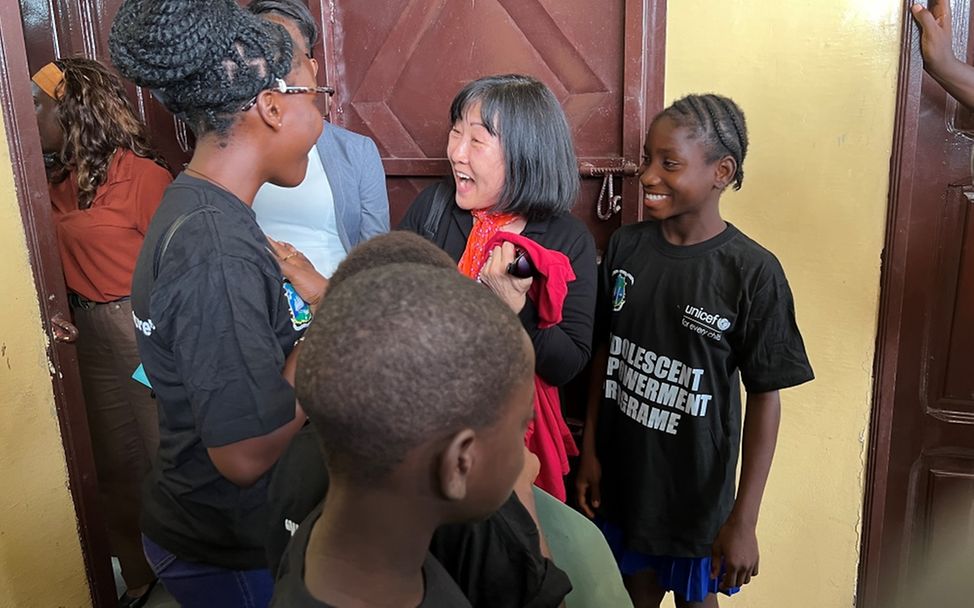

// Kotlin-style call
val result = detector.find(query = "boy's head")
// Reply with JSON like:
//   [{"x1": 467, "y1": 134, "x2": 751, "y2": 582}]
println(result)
[
  {"x1": 653, "y1": 93, "x2": 748, "y2": 191},
  {"x1": 329, "y1": 231, "x2": 455, "y2": 290},
  {"x1": 296, "y1": 263, "x2": 534, "y2": 521}
]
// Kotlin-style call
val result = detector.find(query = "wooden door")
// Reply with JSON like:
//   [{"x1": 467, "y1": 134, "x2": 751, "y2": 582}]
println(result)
[
  {"x1": 860, "y1": 2, "x2": 974, "y2": 607},
  {"x1": 319, "y1": 0, "x2": 666, "y2": 251}
]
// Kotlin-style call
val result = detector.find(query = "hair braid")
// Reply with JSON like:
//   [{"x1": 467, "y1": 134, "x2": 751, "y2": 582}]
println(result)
[
  {"x1": 109, "y1": 0, "x2": 293, "y2": 136},
  {"x1": 659, "y1": 93, "x2": 748, "y2": 191}
]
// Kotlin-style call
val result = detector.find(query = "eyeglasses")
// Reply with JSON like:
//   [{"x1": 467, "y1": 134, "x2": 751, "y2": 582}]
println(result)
[{"x1": 239, "y1": 78, "x2": 336, "y2": 112}]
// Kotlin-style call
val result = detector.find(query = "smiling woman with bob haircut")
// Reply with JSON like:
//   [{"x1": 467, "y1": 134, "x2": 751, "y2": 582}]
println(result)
[{"x1": 399, "y1": 73, "x2": 597, "y2": 501}]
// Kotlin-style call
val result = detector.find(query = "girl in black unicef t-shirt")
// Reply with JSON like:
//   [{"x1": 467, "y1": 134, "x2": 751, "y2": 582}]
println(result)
[{"x1": 575, "y1": 94, "x2": 813, "y2": 608}]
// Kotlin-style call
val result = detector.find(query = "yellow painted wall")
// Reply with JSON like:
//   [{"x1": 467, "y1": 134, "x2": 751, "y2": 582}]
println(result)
[
  {"x1": 0, "y1": 115, "x2": 90, "y2": 603},
  {"x1": 665, "y1": 1, "x2": 901, "y2": 607}
]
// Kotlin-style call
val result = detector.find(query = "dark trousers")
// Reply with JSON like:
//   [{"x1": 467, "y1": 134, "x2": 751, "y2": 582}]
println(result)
[
  {"x1": 74, "y1": 299, "x2": 158, "y2": 590},
  {"x1": 142, "y1": 535, "x2": 274, "y2": 608}
]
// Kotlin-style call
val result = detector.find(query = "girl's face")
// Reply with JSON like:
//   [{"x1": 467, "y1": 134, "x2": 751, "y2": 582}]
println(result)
[
  {"x1": 638, "y1": 116, "x2": 724, "y2": 221},
  {"x1": 32, "y1": 83, "x2": 63, "y2": 155},
  {"x1": 447, "y1": 101, "x2": 506, "y2": 212}
]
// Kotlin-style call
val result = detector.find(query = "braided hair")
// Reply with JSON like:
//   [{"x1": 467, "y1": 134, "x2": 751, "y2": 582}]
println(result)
[
  {"x1": 48, "y1": 57, "x2": 169, "y2": 209},
  {"x1": 109, "y1": 0, "x2": 293, "y2": 136},
  {"x1": 657, "y1": 94, "x2": 748, "y2": 190}
]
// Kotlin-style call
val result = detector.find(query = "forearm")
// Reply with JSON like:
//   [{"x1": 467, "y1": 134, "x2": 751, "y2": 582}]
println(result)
[
  {"x1": 928, "y1": 57, "x2": 974, "y2": 111},
  {"x1": 729, "y1": 391, "x2": 781, "y2": 525},
  {"x1": 207, "y1": 405, "x2": 305, "y2": 486}
]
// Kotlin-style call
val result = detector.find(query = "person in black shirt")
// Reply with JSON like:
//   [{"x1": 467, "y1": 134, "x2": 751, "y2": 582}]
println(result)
[
  {"x1": 575, "y1": 95, "x2": 813, "y2": 608},
  {"x1": 266, "y1": 232, "x2": 571, "y2": 607},
  {"x1": 272, "y1": 263, "x2": 537, "y2": 607},
  {"x1": 110, "y1": 0, "x2": 330, "y2": 605}
]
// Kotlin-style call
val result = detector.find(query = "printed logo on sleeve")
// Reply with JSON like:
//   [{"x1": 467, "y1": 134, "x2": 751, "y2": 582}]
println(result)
[
  {"x1": 681, "y1": 304, "x2": 732, "y2": 341},
  {"x1": 611, "y1": 269, "x2": 635, "y2": 312},
  {"x1": 283, "y1": 281, "x2": 313, "y2": 331},
  {"x1": 132, "y1": 311, "x2": 155, "y2": 337}
]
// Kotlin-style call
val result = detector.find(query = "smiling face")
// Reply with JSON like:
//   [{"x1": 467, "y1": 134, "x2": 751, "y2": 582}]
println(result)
[
  {"x1": 638, "y1": 116, "x2": 726, "y2": 221},
  {"x1": 447, "y1": 101, "x2": 507, "y2": 212}
]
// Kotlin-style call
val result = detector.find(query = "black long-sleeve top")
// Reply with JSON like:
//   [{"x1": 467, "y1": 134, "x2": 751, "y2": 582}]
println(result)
[{"x1": 398, "y1": 185, "x2": 597, "y2": 386}]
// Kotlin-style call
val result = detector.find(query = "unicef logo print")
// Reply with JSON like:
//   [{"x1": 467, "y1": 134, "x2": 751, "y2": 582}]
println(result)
[{"x1": 717, "y1": 317, "x2": 731, "y2": 331}]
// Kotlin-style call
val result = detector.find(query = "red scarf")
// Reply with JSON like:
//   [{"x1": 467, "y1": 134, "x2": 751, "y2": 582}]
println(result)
[{"x1": 456, "y1": 210, "x2": 519, "y2": 278}]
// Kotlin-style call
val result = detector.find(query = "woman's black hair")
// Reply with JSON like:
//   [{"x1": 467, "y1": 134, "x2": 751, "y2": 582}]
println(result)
[
  {"x1": 109, "y1": 0, "x2": 293, "y2": 136},
  {"x1": 655, "y1": 93, "x2": 749, "y2": 190},
  {"x1": 450, "y1": 74, "x2": 579, "y2": 221},
  {"x1": 247, "y1": 0, "x2": 318, "y2": 53}
]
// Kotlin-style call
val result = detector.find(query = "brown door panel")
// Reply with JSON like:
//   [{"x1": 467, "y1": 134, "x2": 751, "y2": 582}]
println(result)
[
  {"x1": 861, "y1": 2, "x2": 974, "y2": 606},
  {"x1": 323, "y1": 0, "x2": 664, "y2": 251}
]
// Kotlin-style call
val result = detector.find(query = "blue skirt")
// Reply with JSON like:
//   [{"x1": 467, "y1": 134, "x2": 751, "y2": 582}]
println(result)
[{"x1": 597, "y1": 520, "x2": 741, "y2": 603}]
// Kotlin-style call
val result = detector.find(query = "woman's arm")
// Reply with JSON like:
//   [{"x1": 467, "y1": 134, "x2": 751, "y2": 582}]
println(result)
[
  {"x1": 521, "y1": 229, "x2": 598, "y2": 386},
  {"x1": 357, "y1": 136, "x2": 391, "y2": 242},
  {"x1": 208, "y1": 343, "x2": 307, "y2": 487},
  {"x1": 171, "y1": 251, "x2": 308, "y2": 488}
]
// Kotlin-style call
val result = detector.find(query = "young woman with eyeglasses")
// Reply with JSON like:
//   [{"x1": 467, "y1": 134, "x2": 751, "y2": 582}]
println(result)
[
  {"x1": 247, "y1": 0, "x2": 390, "y2": 282},
  {"x1": 110, "y1": 0, "x2": 329, "y2": 605}
]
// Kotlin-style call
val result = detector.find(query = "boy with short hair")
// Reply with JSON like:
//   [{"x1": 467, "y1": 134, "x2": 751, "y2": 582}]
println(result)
[{"x1": 271, "y1": 263, "x2": 537, "y2": 607}]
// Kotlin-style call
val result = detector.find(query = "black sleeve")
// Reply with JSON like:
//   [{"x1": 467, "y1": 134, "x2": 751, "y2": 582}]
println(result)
[
  {"x1": 519, "y1": 226, "x2": 598, "y2": 386},
  {"x1": 736, "y1": 260, "x2": 815, "y2": 393},
  {"x1": 430, "y1": 494, "x2": 572, "y2": 608},
  {"x1": 169, "y1": 256, "x2": 296, "y2": 447}
]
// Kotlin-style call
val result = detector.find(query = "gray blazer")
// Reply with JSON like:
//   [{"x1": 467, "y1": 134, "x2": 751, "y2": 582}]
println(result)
[{"x1": 315, "y1": 122, "x2": 390, "y2": 252}]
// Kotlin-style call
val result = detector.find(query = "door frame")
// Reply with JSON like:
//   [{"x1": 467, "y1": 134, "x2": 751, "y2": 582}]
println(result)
[
  {"x1": 857, "y1": 3, "x2": 926, "y2": 606},
  {"x1": 0, "y1": 3, "x2": 115, "y2": 606}
]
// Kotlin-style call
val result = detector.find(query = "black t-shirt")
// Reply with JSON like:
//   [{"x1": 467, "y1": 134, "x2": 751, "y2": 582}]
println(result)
[
  {"x1": 131, "y1": 174, "x2": 305, "y2": 570},
  {"x1": 271, "y1": 503, "x2": 473, "y2": 608},
  {"x1": 398, "y1": 184, "x2": 598, "y2": 387},
  {"x1": 595, "y1": 222, "x2": 814, "y2": 557},
  {"x1": 266, "y1": 426, "x2": 571, "y2": 607}
]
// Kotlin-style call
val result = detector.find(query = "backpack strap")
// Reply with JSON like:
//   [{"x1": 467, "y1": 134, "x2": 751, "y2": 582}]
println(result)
[
  {"x1": 152, "y1": 208, "x2": 205, "y2": 280},
  {"x1": 422, "y1": 181, "x2": 453, "y2": 241}
]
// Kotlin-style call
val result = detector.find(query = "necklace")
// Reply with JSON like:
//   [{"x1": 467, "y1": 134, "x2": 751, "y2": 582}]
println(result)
[{"x1": 185, "y1": 166, "x2": 235, "y2": 194}]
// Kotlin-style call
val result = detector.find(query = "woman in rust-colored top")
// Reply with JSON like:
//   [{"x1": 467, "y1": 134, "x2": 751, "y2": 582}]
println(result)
[{"x1": 32, "y1": 57, "x2": 171, "y2": 608}]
